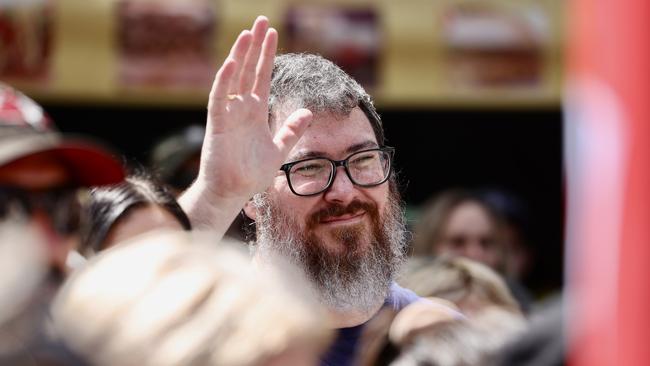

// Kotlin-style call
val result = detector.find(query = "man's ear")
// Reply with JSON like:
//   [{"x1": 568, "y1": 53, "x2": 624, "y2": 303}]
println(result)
[{"x1": 243, "y1": 200, "x2": 257, "y2": 221}]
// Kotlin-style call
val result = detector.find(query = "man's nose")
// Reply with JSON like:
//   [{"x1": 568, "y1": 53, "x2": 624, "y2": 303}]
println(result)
[{"x1": 323, "y1": 166, "x2": 357, "y2": 204}]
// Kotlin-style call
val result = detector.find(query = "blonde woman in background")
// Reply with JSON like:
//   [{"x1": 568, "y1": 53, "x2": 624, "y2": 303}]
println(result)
[
  {"x1": 399, "y1": 255, "x2": 522, "y2": 317},
  {"x1": 387, "y1": 256, "x2": 528, "y2": 366},
  {"x1": 410, "y1": 189, "x2": 533, "y2": 313},
  {"x1": 389, "y1": 307, "x2": 527, "y2": 366},
  {"x1": 411, "y1": 189, "x2": 506, "y2": 271},
  {"x1": 355, "y1": 255, "x2": 526, "y2": 366}
]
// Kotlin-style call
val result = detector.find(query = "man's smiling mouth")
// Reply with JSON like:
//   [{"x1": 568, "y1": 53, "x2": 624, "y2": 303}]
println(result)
[{"x1": 319, "y1": 212, "x2": 366, "y2": 225}]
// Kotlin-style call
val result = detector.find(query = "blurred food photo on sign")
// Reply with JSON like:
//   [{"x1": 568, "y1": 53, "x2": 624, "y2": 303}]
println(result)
[
  {"x1": 116, "y1": 0, "x2": 217, "y2": 89},
  {"x1": 0, "y1": 0, "x2": 53, "y2": 82},
  {"x1": 284, "y1": 4, "x2": 381, "y2": 89}
]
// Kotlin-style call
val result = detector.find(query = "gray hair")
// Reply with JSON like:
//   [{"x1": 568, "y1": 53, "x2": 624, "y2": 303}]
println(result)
[{"x1": 269, "y1": 53, "x2": 385, "y2": 145}]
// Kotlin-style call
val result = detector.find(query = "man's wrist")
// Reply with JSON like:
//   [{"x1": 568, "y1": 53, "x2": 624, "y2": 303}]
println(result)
[{"x1": 178, "y1": 177, "x2": 249, "y2": 234}]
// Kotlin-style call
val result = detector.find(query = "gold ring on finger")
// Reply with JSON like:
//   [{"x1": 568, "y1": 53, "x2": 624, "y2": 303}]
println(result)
[{"x1": 226, "y1": 93, "x2": 239, "y2": 101}]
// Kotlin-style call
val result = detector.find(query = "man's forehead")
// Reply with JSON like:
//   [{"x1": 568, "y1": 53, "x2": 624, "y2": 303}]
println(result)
[
  {"x1": 282, "y1": 108, "x2": 378, "y2": 160},
  {"x1": 271, "y1": 104, "x2": 373, "y2": 133},
  {"x1": 289, "y1": 140, "x2": 380, "y2": 161}
]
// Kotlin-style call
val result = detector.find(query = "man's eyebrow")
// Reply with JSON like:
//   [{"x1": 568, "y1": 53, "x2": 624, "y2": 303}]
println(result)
[
  {"x1": 345, "y1": 141, "x2": 379, "y2": 154},
  {"x1": 289, "y1": 140, "x2": 379, "y2": 161},
  {"x1": 290, "y1": 150, "x2": 327, "y2": 161}
]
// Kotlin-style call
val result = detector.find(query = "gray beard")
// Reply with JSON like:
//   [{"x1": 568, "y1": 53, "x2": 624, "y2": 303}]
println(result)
[{"x1": 251, "y1": 187, "x2": 408, "y2": 313}]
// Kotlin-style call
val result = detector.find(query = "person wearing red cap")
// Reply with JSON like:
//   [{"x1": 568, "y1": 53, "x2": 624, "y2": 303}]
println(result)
[
  {"x1": 0, "y1": 82, "x2": 124, "y2": 363},
  {"x1": 0, "y1": 82, "x2": 125, "y2": 275}
]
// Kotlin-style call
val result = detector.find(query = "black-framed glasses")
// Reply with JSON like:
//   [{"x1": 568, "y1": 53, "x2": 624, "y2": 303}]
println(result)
[
  {"x1": 0, "y1": 186, "x2": 85, "y2": 235},
  {"x1": 280, "y1": 147, "x2": 394, "y2": 196}
]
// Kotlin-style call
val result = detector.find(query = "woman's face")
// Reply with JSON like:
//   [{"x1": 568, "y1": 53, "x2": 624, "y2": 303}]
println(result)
[
  {"x1": 102, "y1": 204, "x2": 185, "y2": 249},
  {"x1": 435, "y1": 201, "x2": 503, "y2": 270}
]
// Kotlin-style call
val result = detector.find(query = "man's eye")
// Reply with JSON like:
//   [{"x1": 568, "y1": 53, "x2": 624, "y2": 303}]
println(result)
[
  {"x1": 349, "y1": 153, "x2": 377, "y2": 168},
  {"x1": 293, "y1": 162, "x2": 327, "y2": 176}
]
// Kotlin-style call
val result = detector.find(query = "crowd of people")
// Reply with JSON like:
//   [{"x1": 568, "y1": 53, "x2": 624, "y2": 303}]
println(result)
[{"x1": 0, "y1": 16, "x2": 563, "y2": 366}]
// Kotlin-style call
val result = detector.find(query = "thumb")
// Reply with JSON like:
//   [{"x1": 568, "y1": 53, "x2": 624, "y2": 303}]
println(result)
[{"x1": 273, "y1": 108, "x2": 312, "y2": 157}]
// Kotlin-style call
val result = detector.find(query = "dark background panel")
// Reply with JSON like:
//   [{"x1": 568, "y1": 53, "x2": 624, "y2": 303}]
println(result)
[
  {"x1": 45, "y1": 103, "x2": 564, "y2": 296},
  {"x1": 382, "y1": 108, "x2": 564, "y2": 296}
]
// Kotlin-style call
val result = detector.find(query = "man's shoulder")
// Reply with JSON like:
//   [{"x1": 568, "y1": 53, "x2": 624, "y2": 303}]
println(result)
[{"x1": 384, "y1": 282, "x2": 420, "y2": 311}]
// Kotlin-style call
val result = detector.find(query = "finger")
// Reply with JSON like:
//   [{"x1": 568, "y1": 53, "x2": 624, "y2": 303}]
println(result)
[
  {"x1": 208, "y1": 59, "x2": 237, "y2": 116},
  {"x1": 239, "y1": 16, "x2": 268, "y2": 93},
  {"x1": 252, "y1": 27, "x2": 278, "y2": 102},
  {"x1": 227, "y1": 30, "x2": 253, "y2": 94},
  {"x1": 273, "y1": 108, "x2": 312, "y2": 158}
]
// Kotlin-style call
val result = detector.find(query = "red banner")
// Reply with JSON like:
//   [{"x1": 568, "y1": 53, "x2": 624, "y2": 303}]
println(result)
[{"x1": 565, "y1": 0, "x2": 650, "y2": 365}]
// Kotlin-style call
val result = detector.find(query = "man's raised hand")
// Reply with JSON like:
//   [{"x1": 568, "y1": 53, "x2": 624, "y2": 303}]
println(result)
[{"x1": 179, "y1": 16, "x2": 312, "y2": 231}]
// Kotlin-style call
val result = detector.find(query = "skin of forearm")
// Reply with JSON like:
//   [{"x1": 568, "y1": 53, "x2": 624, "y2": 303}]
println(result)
[{"x1": 178, "y1": 179, "x2": 248, "y2": 237}]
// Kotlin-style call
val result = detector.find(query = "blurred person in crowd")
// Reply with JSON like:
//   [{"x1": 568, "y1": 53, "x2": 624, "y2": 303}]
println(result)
[
  {"x1": 176, "y1": 16, "x2": 455, "y2": 365},
  {"x1": 355, "y1": 299, "x2": 525, "y2": 366},
  {"x1": 396, "y1": 257, "x2": 535, "y2": 364},
  {"x1": 52, "y1": 231, "x2": 332, "y2": 366},
  {"x1": 0, "y1": 82, "x2": 124, "y2": 363},
  {"x1": 412, "y1": 189, "x2": 505, "y2": 270},
  {"x1": 392, "y1": 319, "x2": 482, "y2": 366},
  {"x1": 411, "y1": 189, "x2": 533, "y2": 313},
  {"x1": 149, "y1": 124, "x2": 205, "y2": 194},
  {"x1": 0, "y1": 82, "x2": 125, "y2": 275},
  {"x1": 78, "y1": 173, "x2": 191, "y2": 257},
  {"x1": 391, "y1": 306, "x2": 527, "y2": 366},
  {"x1": 399, "y1": 255, "x2": 522, "y2": 317}
]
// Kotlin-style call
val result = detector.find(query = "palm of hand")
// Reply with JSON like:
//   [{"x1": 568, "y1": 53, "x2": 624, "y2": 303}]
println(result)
[
  {"x1": 199, "y1": 16, "x2": 312, "y2": 200},
  {"x1": 203, "y1": 94, "x2": 281, "y2": 199}
]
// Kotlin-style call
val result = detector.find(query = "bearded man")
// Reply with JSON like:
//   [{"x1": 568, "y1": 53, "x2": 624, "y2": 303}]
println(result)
[{"x1": 179, "y1": 16, "x2": 454, "y2": 365}]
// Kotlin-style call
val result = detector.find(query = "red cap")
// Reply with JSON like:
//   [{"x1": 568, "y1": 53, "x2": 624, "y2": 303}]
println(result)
[{"x1": 0, "y1": 83, "x2": 125, "y2": 187}]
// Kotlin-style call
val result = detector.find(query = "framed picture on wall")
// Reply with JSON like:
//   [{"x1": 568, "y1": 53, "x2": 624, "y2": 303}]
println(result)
[
  {"x1": 116, "y1": 0, "x2": 217, "y2": 90},
  {"x1": 434, "y1": 0, "x2": 558, "y2": 102},
  {"x1": 0, "y1": 0, "x2": 54, "y2": 82},
  {"x1": 284, "y1": 4, "x2": 381, "y2": 90}
]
